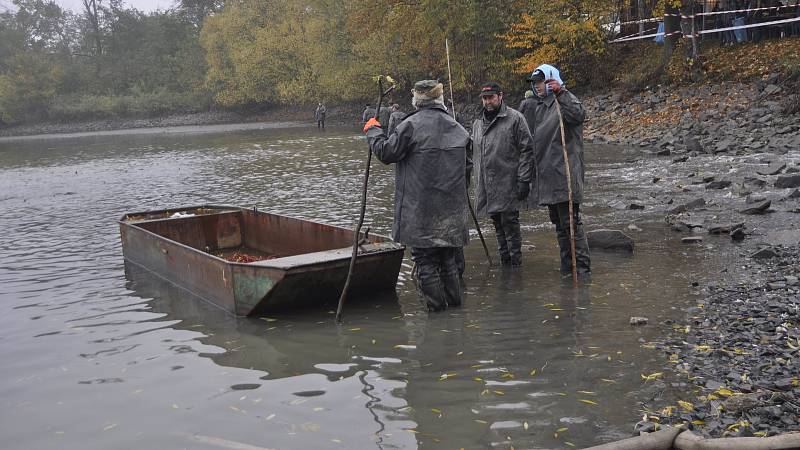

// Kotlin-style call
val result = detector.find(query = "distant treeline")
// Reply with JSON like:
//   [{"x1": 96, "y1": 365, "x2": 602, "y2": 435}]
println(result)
[{"x1": 0, "y1": 0, "x2": 672, "y2": 124}]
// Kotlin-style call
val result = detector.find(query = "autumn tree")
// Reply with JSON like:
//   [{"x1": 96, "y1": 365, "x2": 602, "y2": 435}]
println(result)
[{"x1": 499, "y1": 0, "x2": 616, "y2": 88}]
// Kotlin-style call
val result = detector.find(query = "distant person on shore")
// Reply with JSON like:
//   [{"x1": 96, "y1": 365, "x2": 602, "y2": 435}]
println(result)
[
  {"x1": 387, "y1": 104, "x2": 406, "y2": 135},
  {"x1": 314, "y1": 102, "x2": 327, "y2": 129},
  {"x1": 524, "y1": 64, "x2": 590, "y2": 277},
  {"x1": 363, "y1": 80, "x2": 471, "y2": 312}
]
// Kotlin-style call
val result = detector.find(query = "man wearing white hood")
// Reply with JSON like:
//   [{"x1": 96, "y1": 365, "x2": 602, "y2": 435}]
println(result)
[{"x1": 525, "y1": 64, "x2": 591, "y2": 277}]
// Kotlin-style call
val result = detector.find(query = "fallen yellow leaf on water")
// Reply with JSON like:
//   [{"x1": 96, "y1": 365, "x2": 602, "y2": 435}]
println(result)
[
  {"x1": 475, "y1": 419, "x2": 488, "y2": 424},
  {"x1": 523, "y1": 421, "x2": 529, "y2": 430},
  {"x1": 439, "y1": 373, "x2": 457, "y2": 381},
  {"x1": 556, "y1": 427, "x2": 568, "y2": 432},
  {"x1": 577, "y1": 391, "x2": 596, "y2": 395},
  {"x1": 530, "y1": 369, "x2": 537, "y2": 376},
  {"x1": 641, "y1": 372, "x2": 663, "y2": 382},
  {"x1": 565, "y1": 442, "x2": 575, "y2": 447},
  {"x1": 600, "y1": 378, "x2": 616, "y2": 383},
  {"x1": 678, "y1": 400, "x2": 694, "y2": 412},
  {"x1": 349, "y1": 328, "x2": 361, "y2": 331},
  {"x1": 579, "y1": 399, "x2": 598, "y2": 406},
  {"x1": 493, "y1": 390, "x2": 505, "y2": 395}
]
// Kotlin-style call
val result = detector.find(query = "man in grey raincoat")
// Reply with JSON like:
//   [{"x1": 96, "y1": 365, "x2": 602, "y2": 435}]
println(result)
[
  {"x1": 525, "y1": 64, "x2": 590, "y2": 276},
  {"x1": 364, "y1": 80, "x2": 471, "y2": 311},
  {"x1": 471, "y1": 82, "x2": 534, "y2": 266}
]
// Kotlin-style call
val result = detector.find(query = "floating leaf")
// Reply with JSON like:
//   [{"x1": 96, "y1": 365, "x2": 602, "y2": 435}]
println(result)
[
  {"x1": 556, "y1": 427, "x2": 568, "y2": 432},
  {"x1": 579, "y1": 399, "x2": 598, "y2": 406},
  {"x1": 641, "y1": 372, "x2": 663, "y2": 382}
]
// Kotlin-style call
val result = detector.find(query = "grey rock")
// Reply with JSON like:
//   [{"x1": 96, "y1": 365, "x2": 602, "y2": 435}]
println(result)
[
  {"x1": 786, "y1": 276, "x2": 798, "y2": 286},
  {"x1": 706, "y1": 180, "x2": 732, "y2": 190},
  {"x1": 587, "y1": 229, "x2": 635, "y2": 253},
  {"x1": 731, "y1": 228, "x2": 746, "y2": 242},
  {"x1": 629, "y1": 316, "x2": 649, "y2": 326},
  {"x1": 757, "y1": 163, "x2": 786, "y2": 176},
  {"x1": 669, "y1": 198, "x2": 706, "y2": 214},
  {"x1": 751, "y1": 247, "x2": 778, "y2": 259},
  {"x1": 744, "y1": 177, "x2": 767, "y2": 187},
  {"x1": 788, "y1": 189, "x2": 800, "y2": 199},
  {"x1": 708, "y1": 223, "x2": 744, "y2": 234},
  {"x1": 673, "y1": 155, "x2": 689, "y2": 164},
  {"x1": 775, "y1": 174, "x2": 800, "y2": 189},
  {"x1": 608, "y1": 199, "x2": 628, "y2": 210},
  {"x1": 740, "y1": 200, "x2": 771, "y2": 215},
  {"x1": 767, "y1": 282, "x2": 786, "y2": 291},
  {"x1": 684, "y1": 135, "x2": 703, "y2": 153},
  {"x1": 714, "y1": 140, "x2": 732, "y2": 154},
  {"x1": 762, "y1": 84, "x2": 781, "y2": 96},
  {"x1": 746, "y1": 193, "x2": 767, "y2": 204},
  {"x1": 723, "y1": 394, "x2": 761, "y2": 413}
]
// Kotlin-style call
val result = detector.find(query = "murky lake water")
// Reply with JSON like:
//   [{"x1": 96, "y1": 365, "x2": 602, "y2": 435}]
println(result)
[{"x1": 0, "y1": 125, "x2": 718, "y2": 449}]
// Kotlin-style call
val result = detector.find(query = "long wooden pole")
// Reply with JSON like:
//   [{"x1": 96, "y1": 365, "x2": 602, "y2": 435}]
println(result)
[
  {"x1": 445, "y1": 38, "x2": 493, "y2": 267},
  {"x1": 336, "y1": 79, "x2": 393, "y2": 323},
  {"x1": 553, "y1": 96, "x2": 579, "y2": 287}
]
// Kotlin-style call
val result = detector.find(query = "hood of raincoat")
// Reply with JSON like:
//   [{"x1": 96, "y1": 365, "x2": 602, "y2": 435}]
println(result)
[{"x1": 530, "y1": 64, "x2": 564, "y2": 99}]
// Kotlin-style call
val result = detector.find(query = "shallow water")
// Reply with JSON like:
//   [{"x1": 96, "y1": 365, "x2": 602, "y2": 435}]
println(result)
[{"x1": 0, "y1": 126, "x2": 717, "y2": 449}]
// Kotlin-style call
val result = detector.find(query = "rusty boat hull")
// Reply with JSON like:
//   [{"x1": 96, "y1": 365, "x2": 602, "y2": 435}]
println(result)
[{"x1": 119, "y1": 206, "x2": 405, "y2": 316}]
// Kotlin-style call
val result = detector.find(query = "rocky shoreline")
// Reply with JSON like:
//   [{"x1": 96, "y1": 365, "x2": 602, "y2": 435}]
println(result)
[{"x1": 577, "y1": 74, "x2": 800, "y2": 438}]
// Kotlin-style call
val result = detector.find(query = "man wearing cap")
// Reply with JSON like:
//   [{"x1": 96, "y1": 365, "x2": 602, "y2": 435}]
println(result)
[
  {"x1": 363, "y1": 80, "x2": 471, "y2": 312},
  {"x1": 525, "y1": 64, "x2": 590, "y2": 276},
  {"x1": 471, "y1": 82, "x2": 534, "y2": 267}
]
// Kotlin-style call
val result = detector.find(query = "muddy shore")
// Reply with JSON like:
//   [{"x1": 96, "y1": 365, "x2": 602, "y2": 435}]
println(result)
[{"x1": 2, "y1": 77, "x2": 797, "y2": 439}]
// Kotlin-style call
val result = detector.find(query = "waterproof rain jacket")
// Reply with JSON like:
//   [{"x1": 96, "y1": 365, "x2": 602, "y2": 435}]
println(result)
[
  {"x1": 524, "y1": 65, "x2": 586, "y2": 206},
  {"x1": 366, "y1": 104, "x2": 471, "y2": 248},
  {"x1": 471, "y1": 103, "x2": 534, "y2": 215}
]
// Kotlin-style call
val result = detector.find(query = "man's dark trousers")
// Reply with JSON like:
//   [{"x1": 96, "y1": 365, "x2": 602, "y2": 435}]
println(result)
[
  {"x1": 547, "y1": 202, "x2": 590, "y2": 275},
  {"x1": 490, "y1": 211, "x2": 521, "y2": 266},
  {"x1": 411, "y1": 247, "x2": 463, "y2": 311}
]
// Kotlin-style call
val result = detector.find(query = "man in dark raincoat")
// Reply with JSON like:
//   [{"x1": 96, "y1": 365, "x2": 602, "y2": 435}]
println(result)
[
  {"x1": 363, "y1": 80, "x2": 471, "y2": 311},
  {"x1": 525, "y1": 64, "x2": 591, "y2": 276},
  {"x1": 471, "y1": 82, "x2": 534, "y2": 266}
]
